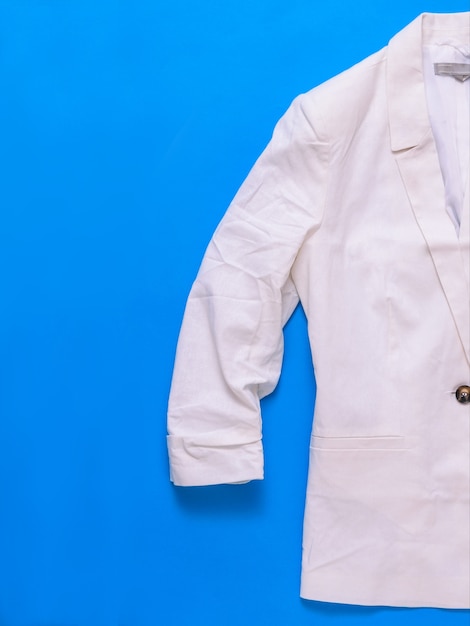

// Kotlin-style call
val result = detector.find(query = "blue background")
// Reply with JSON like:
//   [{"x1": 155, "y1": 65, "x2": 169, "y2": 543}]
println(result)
[{"x1": 1, "y1": 1, "x2": 469, "y2": 625}]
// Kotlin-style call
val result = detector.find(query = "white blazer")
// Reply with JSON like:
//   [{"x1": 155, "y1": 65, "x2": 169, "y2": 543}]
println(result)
[{"x1": 167, "y1": 12, "x2": 470, "y2": 608}]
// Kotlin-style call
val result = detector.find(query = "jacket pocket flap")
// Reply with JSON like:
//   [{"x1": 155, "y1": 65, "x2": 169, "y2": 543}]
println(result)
[{"x1": 310, "y1": 435, "x2": 409, "y2": 450}]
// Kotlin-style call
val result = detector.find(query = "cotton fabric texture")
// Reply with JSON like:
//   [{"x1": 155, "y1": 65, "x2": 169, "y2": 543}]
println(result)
[{"x1": 167, "y1": 12, "x2": 470, "y2": 608}]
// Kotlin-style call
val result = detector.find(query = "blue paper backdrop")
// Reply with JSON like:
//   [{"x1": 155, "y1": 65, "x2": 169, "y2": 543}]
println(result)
[{"x1": 1, "y1": 1, "x2": 469, "y2": 625}]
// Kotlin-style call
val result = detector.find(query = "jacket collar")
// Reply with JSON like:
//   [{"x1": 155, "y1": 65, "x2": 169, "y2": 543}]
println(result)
[
  {"x1": 386, "y1": 12, "x2": 470, "y2": 366},
  {"x1": 387, "y1": 12, "x2": 470, "y2": 152}
]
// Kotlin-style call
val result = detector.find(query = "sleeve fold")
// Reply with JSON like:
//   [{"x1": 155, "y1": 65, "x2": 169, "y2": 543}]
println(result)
[{"x1": 167, "y1": 93, "x2": 328, "y2": 486}]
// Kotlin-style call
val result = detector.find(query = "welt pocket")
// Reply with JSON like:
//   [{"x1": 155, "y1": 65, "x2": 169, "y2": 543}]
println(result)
[{"x1": 310, "y1": 435, "x2": 408, "y2": 451}]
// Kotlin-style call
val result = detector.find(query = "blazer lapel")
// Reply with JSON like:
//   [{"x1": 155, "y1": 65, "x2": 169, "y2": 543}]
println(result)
[
  {"x1": 460, "y1": 178, "x2": 470, "y2": 284},
  {"x1": 387, "y1": 13, "x2": 470, "y2": 365}
]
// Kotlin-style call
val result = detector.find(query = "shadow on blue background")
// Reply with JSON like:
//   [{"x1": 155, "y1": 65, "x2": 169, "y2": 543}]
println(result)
[{"x1": 0, "y1": 1, "x2": 469, "y2": 625}]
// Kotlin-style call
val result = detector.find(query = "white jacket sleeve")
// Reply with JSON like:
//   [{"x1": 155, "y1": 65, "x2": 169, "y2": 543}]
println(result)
[{"x1": 167, "y1": 94, "x2": 328, "y2": 486}]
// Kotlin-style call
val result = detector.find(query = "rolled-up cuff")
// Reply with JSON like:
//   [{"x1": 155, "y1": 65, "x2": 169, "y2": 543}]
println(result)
[{"x1": 167, "y1": 431, "x2": 264, "y2": 486}]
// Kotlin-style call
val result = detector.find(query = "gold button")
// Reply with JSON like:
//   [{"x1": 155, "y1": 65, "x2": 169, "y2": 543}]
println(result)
[{"x1": 455, "y1": 385, "x2": 470, "y2": 404}]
